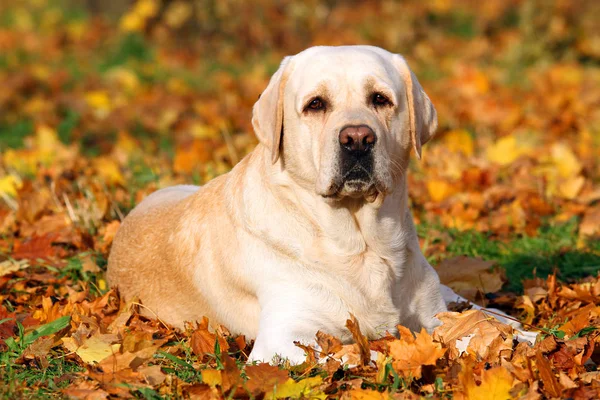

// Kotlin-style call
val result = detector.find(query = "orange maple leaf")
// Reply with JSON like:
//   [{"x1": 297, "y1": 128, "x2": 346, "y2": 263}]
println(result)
[{"x1": 389, "y1": 328, "x2": 446, "y2": 379}]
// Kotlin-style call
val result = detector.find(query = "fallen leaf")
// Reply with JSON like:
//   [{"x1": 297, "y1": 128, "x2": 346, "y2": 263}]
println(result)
[
  {"x1": 346, "y1": 388, "x2": 391, "y2": 399},
  {"x1": 536, "y1": 350, "x2": 563, "y2": 398},
  {"x1": 580, "y1": 205, "x2": 600, "y2": 237},
  {"x1": 389, "y1": 328, "x2": 445, "y2": 379},
  {"x1": 433, "y1": 309, "x2": 513, "y2": 361},
  {"x1": 465, "y1": 365, "x2": 514, "y2": 400},
  {"x1": 346, "y1": 314, "x2": 371, "y2": 366},
  {"x1": 76, "y1": 335, "x2": 120, "y2": 364},
  {"x1": 316, "y1": 330, "x2": 343, "y2": 355},
  {"x1": 245, "y1": 363, "x2": 289, "y2": 395},
  {"x1": 0, "y1": 259, "x2": 29, "y2": 277},
  {"x1": 190, "y1": 317, "x2": 229, "y2": 359},
  {"x1": 202, "y1": 369, "x2": 222, "y2": 388},
  {"x1": 268, "y1": 376, "x2": 324, "y2": 399},
  {"x1": 435, "y1": 256, "x2": 504, "y2": 301}
]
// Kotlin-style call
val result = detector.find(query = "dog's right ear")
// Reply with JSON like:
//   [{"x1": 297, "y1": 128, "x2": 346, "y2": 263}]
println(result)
[{"x1": 252, "y1": 56, "x2": 293, "y2": 164}]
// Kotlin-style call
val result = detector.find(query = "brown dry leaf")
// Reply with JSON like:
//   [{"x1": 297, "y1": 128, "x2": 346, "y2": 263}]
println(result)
[
  {"x1": 12, "y1": 233, "x2": 67, "y2": 261},
  {"x1": 316, "y1": 330, "x2": 343, "y2": 355},
  {"x1": 346, "y1": 314, "x2": 371, "y2": 366},
  {"x1": 558, "y1": 304, "x2": 596, "y2": 337},
  {"x1": 190, "y1": 317, "x2": 229, "y2": 359},
  {"x1": 332, "y1": 344, "x2": 363, "y2": 366},
  {"x1": 138, "y1": 365, "x2": 166, "y2": 386},
  {"x1": 15, "y1": 182, "x2": 52, "y2": 223},
  {"x1": 580, "y1": 205, "x2": 600, "y2": 237},
  {"x1": 173, "y1": 140, "x2": 213, "y2": 173},
  {"x1": 559, "y1": 371, "x2": 578, "y2": 389},
  {"x1": 580, "y1": 371, "x2": 600, "y2": 384},
  {"x1": 433, "y1": 309, "x2": 513, "y2": 361},
  {"x1": 535, "y1": 350, "x2": 563, "y2": 398},
  {"x1": 245, "y1": 363, "x2": 289, "y2": 395},
  {"x1": 515, "y1": 295, "x2": 536, "y2": 325},
  {"x1": 96, "y1": 220, "x2": 121, "y2": 253},
  {"x1": 293, "y1": 341, "x2": 317, "y2": 365},
  {"x1": 219, "y1": 352, "x2": 244, "y2": 394},
  {"x1": 185, "y1": 383, "x2": 222, "y2": 400},
  {"x1": 1, "y1": 2, "x2": 600, "y2": 398},
  {"x1": 62, "y1": 381, "x2": 110, "y2": 400},
  {"x1": 345, "y1": 388, "x2": 391, "y2": 399},
  {"x1": 22, "y1": 335, "x2": 55, "y2": 364},
  {"x1": 435, "y1": 256, "x2": 504, "y2": 301},
  {"x1": 0, "y1": 259, "x2": 29, "y2": 278},
  {"x1": 389, "y1": 328, "x2": 445, "y2": 379}
]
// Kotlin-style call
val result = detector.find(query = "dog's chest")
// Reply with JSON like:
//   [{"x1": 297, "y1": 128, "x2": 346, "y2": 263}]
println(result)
[
  {"x1": 306, "y1": 241, "x2": 405, "y2": 339},
  {"x1": 346, "y1": 251, "x2": 404, "y2": 337}
]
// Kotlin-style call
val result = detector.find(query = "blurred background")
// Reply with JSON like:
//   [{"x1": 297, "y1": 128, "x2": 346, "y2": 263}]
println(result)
[{"x1": 0, "y1": 0, "x2": 599, "y2": 287}]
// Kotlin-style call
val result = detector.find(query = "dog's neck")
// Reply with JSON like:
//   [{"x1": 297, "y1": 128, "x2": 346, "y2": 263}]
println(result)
[{"x1": 230, "y1": 149, "x2": 417, "y2": 263}]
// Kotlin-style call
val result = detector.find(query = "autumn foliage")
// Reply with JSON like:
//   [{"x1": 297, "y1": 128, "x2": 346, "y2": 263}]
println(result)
[{"x1": 1, "y1": 0, "x2": 600, "y2": 398}]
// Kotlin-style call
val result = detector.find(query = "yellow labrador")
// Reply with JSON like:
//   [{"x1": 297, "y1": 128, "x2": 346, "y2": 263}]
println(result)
[{"x1": 107, "y1": 45, "x2": 449, "y2": 363}]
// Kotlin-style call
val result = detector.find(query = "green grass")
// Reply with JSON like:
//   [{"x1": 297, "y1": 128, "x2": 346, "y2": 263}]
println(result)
[
  {"x1": 1, "y1": 316, "x2": 79, "y2": 399},
  {"x1": 420, "y1": 219, "x2": 600, "y2": 292},
  {"x1": 0, "y1": 120, "x2": 34, "y2": 150}
]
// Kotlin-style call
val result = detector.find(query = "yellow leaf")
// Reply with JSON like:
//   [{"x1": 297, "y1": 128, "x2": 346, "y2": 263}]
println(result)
[
  {"x1": 3, "y1": 150, "x2": 36, "y2": 175},
  {"x1": 106, "y1": 67, "x2": 140, "y2": 93},
  {"x1": 558, "y1": 175, "x2": 585, "y2": 199},
  {"x1": 551, "y1": 143, "x2": 582, "y2": 177},
  {"x1": 85, "y1": 90, "x2": 112, "y2": 118},
  {"x1": 486, "y1": 135, "x2": 518, "y2": 165},
  {"x1": 269, "y1": 376, "x2": 324, "y2": 399},
  {"x1": 202, "y1": 369, "x2": 222, "y2": 388},
  {"x1": 167, "y1": 77, "x2": 192, "y2": 96},
  {"x1": 36, "y1": 125, "x2": 62, "y2": 165},
  {"x1": 466, "y1": 366, "x2": 514, "y2": 400},
  {"x1": 120, "y1": 12, "x2": 144, "y2": 32},
  {"x1": 136, "y1": 0, "x2": 160, "y2": 18},
  {"x1": 120, "y1": 0, "x2": 159, "y2": 32},
  {"x1": 93, "y1": 157, "x2": 125, "y2": 185},
  {"x1": 0, "y1": 175, "x2": 22, "y2": 197},
  {"x1": 427, "y1": 179, "x2": 455, "y2": 202},
  {"x1": 165, "y1": 1, "x2": 193, "y2": 28},
  {"x1": 441, "y1": 129, "x2": 474, "y2": 156},
  {"x1": 486, "y1": 132, "x2": 538, "y2": 166},
  {"x1": 76, "y1": 336, "x2": 120, "y2": 364}
]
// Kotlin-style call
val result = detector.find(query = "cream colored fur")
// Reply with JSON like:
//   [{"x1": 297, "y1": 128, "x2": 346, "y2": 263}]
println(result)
[{"x1": 107, "y1": 46, "x2": 450, "y2": 363}]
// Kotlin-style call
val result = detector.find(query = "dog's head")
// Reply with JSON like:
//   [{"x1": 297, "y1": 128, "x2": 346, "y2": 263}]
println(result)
[{"x1": 252, "y1": 46, "x2": 437, "y2": 203}]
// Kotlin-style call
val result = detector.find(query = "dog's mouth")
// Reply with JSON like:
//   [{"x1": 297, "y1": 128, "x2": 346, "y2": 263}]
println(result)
[{"x1": 322, "y1": 163, "x2": 383, "y2": 203}]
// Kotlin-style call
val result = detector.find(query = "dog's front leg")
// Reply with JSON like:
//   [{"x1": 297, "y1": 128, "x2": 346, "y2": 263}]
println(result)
[
  {"x1": 247, "y1": 284, "x2": 346, "y2": 365},
  {"x1": 247, "y1": 290, "x2": 324, "y2": 365},
  {"x1": 396, "y1": 248, "x2": 447, "y2": 333}
]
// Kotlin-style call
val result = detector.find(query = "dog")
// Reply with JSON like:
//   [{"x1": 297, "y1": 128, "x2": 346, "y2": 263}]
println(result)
[{"x1": 107, "y1": 45, "x2": 455, "y2": 364}]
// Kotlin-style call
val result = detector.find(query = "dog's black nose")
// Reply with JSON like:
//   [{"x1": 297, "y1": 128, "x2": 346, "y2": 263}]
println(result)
[{"x1": 339, "y1": 125, "x2": 376, "y2": 154}]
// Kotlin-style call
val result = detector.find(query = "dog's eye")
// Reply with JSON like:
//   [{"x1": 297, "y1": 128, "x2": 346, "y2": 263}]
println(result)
[
  {"x1": 372, "y1": 93, "x2": 391, "y2": 107},
  {"x1": 306, "y1": 97, "x2": 325, "y2": 111}
]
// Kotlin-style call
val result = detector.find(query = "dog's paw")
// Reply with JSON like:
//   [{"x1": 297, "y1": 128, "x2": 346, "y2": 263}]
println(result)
[{"x1": 248, "y1": 341, "x2": 309, "y2": 366}]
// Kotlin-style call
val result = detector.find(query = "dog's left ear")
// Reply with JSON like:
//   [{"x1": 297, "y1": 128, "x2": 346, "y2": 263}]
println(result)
[
  {"x1": 252, "y1": 56, "x2": 293, "y2": 164},
  {"x1": 393, "y1": 55, "x2": 438, "y2": 159}
]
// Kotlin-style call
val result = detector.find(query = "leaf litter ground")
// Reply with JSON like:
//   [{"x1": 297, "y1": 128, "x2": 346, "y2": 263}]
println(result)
[{"x1": 1, "y1": 0, "x2": 600, "y2": 398}]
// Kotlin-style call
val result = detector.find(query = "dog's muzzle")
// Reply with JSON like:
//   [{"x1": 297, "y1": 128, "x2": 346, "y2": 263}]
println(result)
[{"x1": 336, "y1": 125, "x2": 378, "y2": 199}]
